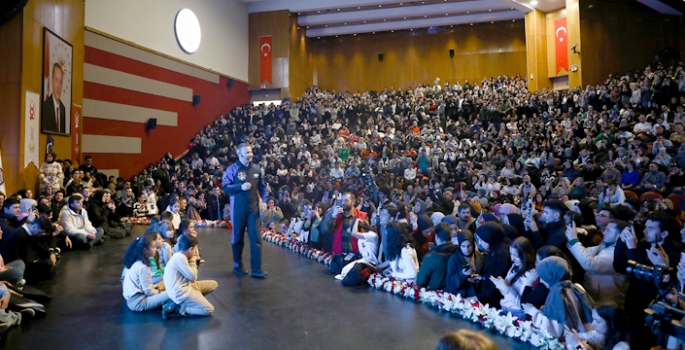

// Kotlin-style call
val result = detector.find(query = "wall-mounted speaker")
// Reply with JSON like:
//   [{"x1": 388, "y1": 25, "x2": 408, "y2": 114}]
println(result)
[
  {"x1": 193, "y1": 94, "x2": 201, "y2": 106},
  {"x1": 378, "y1": 53, "x2": 384, "y2": 62},
  {"x1": 449, "y1": 49, "x2": 455, "y2": 58},
  {"x1": 146, "y1": 118, "x2": 157, "y2": 132},
  {"x1": 227, "y1": 78, "x2": 234, "y2": 88}
]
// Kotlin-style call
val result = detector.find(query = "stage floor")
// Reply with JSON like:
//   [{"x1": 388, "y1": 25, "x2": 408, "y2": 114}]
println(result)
[{"x1": 3, "y1": 226, "x2": 534, "y2": 350}]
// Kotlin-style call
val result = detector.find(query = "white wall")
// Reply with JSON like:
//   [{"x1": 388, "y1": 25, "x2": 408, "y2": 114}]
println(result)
[{"x1": 85, "y1": 0, "x2": 248, "y2": 81}]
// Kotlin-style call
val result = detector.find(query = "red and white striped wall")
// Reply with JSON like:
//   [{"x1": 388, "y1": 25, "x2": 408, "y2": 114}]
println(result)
[{"x1": 83, "y1": 30, "x2": 249, "y2": 180}]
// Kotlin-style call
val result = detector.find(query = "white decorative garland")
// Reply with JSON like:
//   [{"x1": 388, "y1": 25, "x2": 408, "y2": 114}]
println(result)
[
  {"x1": 122, "y1": 217, "x2": 232, "y2": 228},
  {"x1": 260, "y1": 231, "x2": 566, "y2": 349}
]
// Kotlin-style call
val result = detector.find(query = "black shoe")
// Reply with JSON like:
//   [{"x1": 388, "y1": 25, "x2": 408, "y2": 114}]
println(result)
[
  {"x1": 0, "y1": 323, "x2": 9, "y2": 334},
  {"x1": 250, "y1": 270, "x2": 267, "y2": 278},
  {"x1": 233, "y1": 268, "x2": 248, "y2": 276},
  {"x1": 162, "y1": 301, "x2": 180, "y2": 320},
  {"x1": 20, "y1": 308, "x2": 35, "y2": 319}
]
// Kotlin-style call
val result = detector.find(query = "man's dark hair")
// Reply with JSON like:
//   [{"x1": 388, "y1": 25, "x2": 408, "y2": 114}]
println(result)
[
  {"x1": 177, "y1": 233, "x2": 199, "y2": 251},
  {"x1": 382, "y1": 202, "x2": 400, "y2": 219},
  {"x1": 457, "y1": 204, "x2": 471, "y2": 213},
  {"x1": 599, "y1": 207, "x2": 618, "y2": 219},
  {"x1": 30, "y1": 218, "x2": 53, "y2": 231},
  {"x1": 85, "y1": 155, "x2": 92, "y2": 161},
  {"x1": 3, "y1": 197, "x2": 20, "y2": 210},
  {"x1": 378, "y1": 186, "x2": 391, "y2": 198},
  {"x1": 434, "y1": 222, "x2": 452, "y2": 243},
  {"x1": 610, "y1": 219, "x2": 628, "y2": 234},
  {"x1": 37, "y1": 203, "x2": 51, "y2": 215},
  {"x1": 646, "y1": 211, "x2": 674, "y2": 234}
]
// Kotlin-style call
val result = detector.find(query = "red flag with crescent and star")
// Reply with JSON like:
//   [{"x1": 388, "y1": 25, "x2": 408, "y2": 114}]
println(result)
[
  {"x1": 554, "y1": 18, "x2": 568, "y2": 75},
  {"x1": 259, "y1": 36, "x2": 272, "y2": 85}
]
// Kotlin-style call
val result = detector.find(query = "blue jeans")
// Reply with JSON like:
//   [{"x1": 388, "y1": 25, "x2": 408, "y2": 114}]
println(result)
[
  {"x1": 0, "y1": 260, "x2": 26, "y2": 284},
  {"x1": 71, "y1": 228, "x2": 105, "y2": 250}
]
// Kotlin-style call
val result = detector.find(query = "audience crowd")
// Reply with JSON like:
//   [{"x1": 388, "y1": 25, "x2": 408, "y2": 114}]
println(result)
[{"x1": 1, "y1": 55, "x2": 685, "y2": 347}]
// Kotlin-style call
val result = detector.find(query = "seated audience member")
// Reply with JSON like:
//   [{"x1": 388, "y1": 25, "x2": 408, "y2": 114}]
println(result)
[
  {"x1": 88, "y1": 190, "x2": 116, "y2": 237},
  {"x1": 164, "y1": 199, "x2": 182, "y2": 230},
  {"x1": 522, "y1": 256, "x2": 594, "y2": 338},
  {"x1": 122, "y1": 232, "x2": 169, "y2": 312},
  {"x1": 37, "y1": 203, "x2": 72, "y2": 252},
  {"x1": 133, "y1": 193, "x2": 153, "y2": 218},
  {"x1": 445, "y1": 230, "x2": 483, "y2": 297},
  {"x1": 377, "y1": 222, "x2": 419, "y2": 282},
  {"x1": 336, "y1": 219, "x2": 380, "y2": 286},
  {"x1": 565, "y1": 302, "x2": 630, "y2": 350},
  {"x1": 15, "y1": 218, "x2": 57, "y2": 282},
  {"x1": 61, "y1": 194, "x2": 105, "y2": 250},
  {"x1": 474, "y1": 222, "x2": 511, "y2": 309},
  {"x1": 0, "y1": 283, "x2": 35, "y2": 330},
  {"x1": 205, "y1": 187, "x2": 227, "y2": 221},
  {"x1": 436, "y1": 329, "x2": 497, "y2": 350},
  {"x1": 162, "y1": 234, "x2": 217, "y2": 318},
  {"x1": 116, "y1": 187, "x2": 135, "y2": 217},
  {"x1": 598, "y1": 180, "x2": 626, "y2": 208},
  {"x1": 566, "y1": 218, "x2": 628, "y2": 305},
  {"x1": 0, "y1": 198, "x2": 22, "y2": 260},
  {"x1": 417, "y1": 223, "x2": 457, "y2": 290},
  {"x1": 260, "y1": 198, "x2": 284, "y2": 233},
  {"x1": 492, "y1": 236, "x2": 537, "y2": 318},
  {"x1": 613, "y1": 211, "x2": 681, "y2": 349},
  {"x1": 50, "y1": 190, "x2": 66, "y2": 222},
  {"x1": 0, "y1": 225, "x2": 26, "y2": 285}
]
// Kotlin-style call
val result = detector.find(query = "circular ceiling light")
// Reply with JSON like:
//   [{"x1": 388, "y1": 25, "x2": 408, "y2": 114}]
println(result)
[{"x1": 175, "y1": 9, "x2": 201, "y2": 53}]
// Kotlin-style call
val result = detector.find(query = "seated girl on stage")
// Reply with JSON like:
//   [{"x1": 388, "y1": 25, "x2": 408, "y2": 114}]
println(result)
[{"x1": 121, "y1": 232, "x2": 169, "y2": 312}]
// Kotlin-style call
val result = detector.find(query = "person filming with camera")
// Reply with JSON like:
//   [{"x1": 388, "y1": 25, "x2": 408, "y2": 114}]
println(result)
[{"x1": 613, "y1": 211, "x2": 682, "y2": 349}]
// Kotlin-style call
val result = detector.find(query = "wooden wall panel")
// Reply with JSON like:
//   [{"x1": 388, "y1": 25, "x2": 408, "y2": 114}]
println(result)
[
  {"x1": 308, "y1": 22, "x2": 527, "y2": 93},
  {"x1": 0, "y1": 15, "x2": 22, "y2": 196},
  {"x1": 579, "y1": 0, "x2": 685, "y2": 86},
  {"x1": 289, "y1": 16, "x2": 313, "y2": 99},
  {"x1": 19, "y1": 0, "x2": 85, "y2": 194},
  {"x1": 248, "y1": 11, "x2": 290, "y2": 91}
]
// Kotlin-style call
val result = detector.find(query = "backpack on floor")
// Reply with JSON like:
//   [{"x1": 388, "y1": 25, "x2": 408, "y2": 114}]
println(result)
[
  {"x1": 8, "y1": 291, "x2": 46, "y2": 317},
  {"x1": 9, "y1": 285, "x2": 51, "y2": 303},
  {"x1": 108, "y1": 226, "x2": 127, "y2": 239}
]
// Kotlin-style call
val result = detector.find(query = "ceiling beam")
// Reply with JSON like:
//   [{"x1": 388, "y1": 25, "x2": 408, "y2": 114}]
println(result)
[
  {"x1": 306, "y1": 10, "x2": 524, "y2": 37},
  {"x1": 247, "y1": 0, "x2": 411, "y2": 14},
  {"x1": 298, "y1": 0, "x2": 511, "y2": 26}
]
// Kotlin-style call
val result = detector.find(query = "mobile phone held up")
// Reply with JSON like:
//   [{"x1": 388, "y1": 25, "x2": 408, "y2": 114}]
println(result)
[{"x1": 335, "y1": 193, "x2": 343, "y2": 207}]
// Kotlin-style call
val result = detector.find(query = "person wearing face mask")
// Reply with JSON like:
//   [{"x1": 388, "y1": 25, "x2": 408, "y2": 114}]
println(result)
[
  {"x1": 566, "y1": 218, "x2": 628, "y2": 306},
  {"x1": 522, "y1": 256, "x2": 595, "y2": 338},
  {"x1": 613, "y1": 211, "x2": 682, "y2": 349},
  {"x1": 473, "y1": 222, "x2": 511, "y2": 309},
  {"x1": 445, "y1": 230, "x2": 483, "y2": 297}
]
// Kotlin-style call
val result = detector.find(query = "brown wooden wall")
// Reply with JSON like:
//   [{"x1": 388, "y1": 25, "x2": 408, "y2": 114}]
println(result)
[
  {"x1": 307, "y1": 21, "x2": 527, "y2": 93},
  {"x1": 248, "y1": 10, "x2": 290, "y2": 93},
  {"x1": 0, "y1": 15, "x2": 22, "y2": 196},
  {"x1": 289, "y1": 16, "x2": 313, "y2": 100},
  {"x1": 579, "y1": 0, "x2": 685, "y2": 86}
]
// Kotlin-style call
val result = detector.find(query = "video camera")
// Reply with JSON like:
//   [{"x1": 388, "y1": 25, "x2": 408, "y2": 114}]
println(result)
[{"x1": 626, "y1": 260, "x2": 685, "y2": 343}]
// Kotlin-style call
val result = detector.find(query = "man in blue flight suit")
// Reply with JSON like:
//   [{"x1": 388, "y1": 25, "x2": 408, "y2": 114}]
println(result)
[{"x1": 222, "y1": 144, "x2": 268, "y2": 278}]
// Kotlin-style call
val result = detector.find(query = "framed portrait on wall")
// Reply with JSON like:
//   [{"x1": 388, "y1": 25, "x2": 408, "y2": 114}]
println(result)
[{"x1": 41, "y1": 28, "x2": 72, "y2": 136}]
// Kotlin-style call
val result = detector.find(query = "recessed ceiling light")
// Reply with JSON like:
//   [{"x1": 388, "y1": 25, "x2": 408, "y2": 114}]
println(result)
[
  {"x1": 325, "y1": 24, "x2": 328, "y2": 27},
  {"x1": 513, "y1": 19, "x2": 516, "y2": 22},
  {"x1": 306, "y1": 26, "x2": 309, "y2": 28},
  {"x1": 446, "y1": 13, "x2": 449, "y2": 16},
  {"x1": 411, "y1": 28, "x2": 414, "y2": 31},
  {"x1": 424, "y1": 15, "x2": 427, "y2": 18},
  {"x1": 298, "y1": 12, "x2": 301, "y2": 15},
  {"x1": 491, "y1": 21, "x2": 494, "y2": 23},
  {"x1": 467, "y1": 11, "x2": 470, "y2": 14},
  {"x1": 373, "y1": 32, "x2": 376, "y2": 34},
  {"x1": 358, "y1": 6, "x2": 361, "y2": 9},
  {"x1": 470, "y1": 23, "x2": 473, "y2": 25},
  {"x1": 531, "y1": 1, "x2": 538, "y2": 5},
  {"x1": 317, "y1": 10, "x2": 320, "y2": 13},
  {"x1": 391, "y1": 30, "x2": 394, "y2": 32},
  {"x1": 335, "y1": 35, "x2": 338, "y2": 37},
  {"x1": 384, "y1": 19, "x2": 387, "y2": 21},
  {"x1": 337, "y1": 8, "x2": 340, "y2": 11},
  {"x1": 379, "y1": 4, "x2": 382, "y2": 7},
  {"x1": 344, "y1": 23, "x2": 347, "y2": 25},
  {"x1": 489, "y1": 9, "x2": 491, "y2": 11},
  {"x1": 450, "y1": 25, "x2": 453, "y2": 27},
  {"x1": 404, "y1": 17, "x2": 407, "y2": 19},
  {"x1": 317, "y1": 37, "x2": 320, "y2": 39},
  {"x1": 354, "y1": 34, "x2": 357, "y2": 36},
  {"x1": 364, "y1": 20, "x2": 366, "y2": 23},
  {"x1": 400, "y1": 2, "x2": 403, "y2": 5}
]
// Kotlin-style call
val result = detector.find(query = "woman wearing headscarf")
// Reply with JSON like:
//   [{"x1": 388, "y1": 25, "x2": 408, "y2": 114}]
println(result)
[
  {"x1": 522, "y1": 256, "x2": 595, "y2": 337},
  {"x1": 505, "y1": 213, "x2": 525, "y2": 237},
  {"x1": 445, "y1": 230, "x2": 483, "y2": 297},
  {"x1": 474, "y1": 222, "x2": 511, "y2": 309}
]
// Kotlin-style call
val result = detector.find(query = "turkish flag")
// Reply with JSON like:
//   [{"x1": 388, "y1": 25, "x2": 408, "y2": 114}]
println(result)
[
  {"x1": 259, "y1": 36, "x2": 272, "y2": 85},
  {"x1": 554, "y1": 18, "x2": 568, "y2": 75}
]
